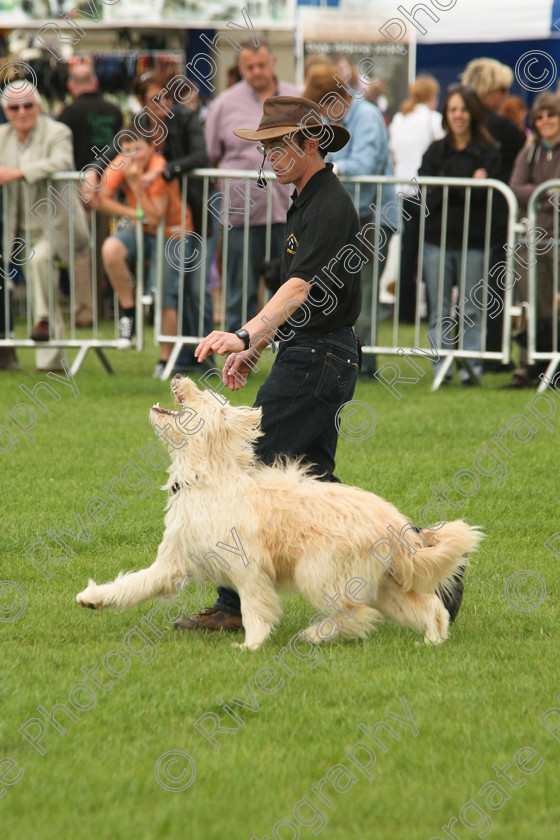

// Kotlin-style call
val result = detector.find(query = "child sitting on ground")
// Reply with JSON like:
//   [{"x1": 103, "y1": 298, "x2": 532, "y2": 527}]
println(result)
[{"x1": 97, "y1": 125, "x2": 193, "y2": 377}]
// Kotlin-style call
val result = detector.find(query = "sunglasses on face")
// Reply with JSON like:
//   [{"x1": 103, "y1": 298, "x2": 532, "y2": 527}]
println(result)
[
  {"x1": 256, "y1": 142, "x2": 290, "y2": 155},
  {"x1": 6, "y1": 102, "x2": 35, "y2": 112},
  {"x1": 535, "y1": 111, "x2": 559, "y2": 121}
]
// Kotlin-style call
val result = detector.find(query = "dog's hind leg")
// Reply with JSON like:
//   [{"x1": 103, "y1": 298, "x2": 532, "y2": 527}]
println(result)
[
  {"x1": 303, "y1": 603, "x2": 382, "y2": 644},
  {"x1": 377, "y1": 583, "x2": 450, "y2": 644},
  {"x1": 236, "y1": 581, "x2": 281, "y2": 650},
  {"x1": 337, "y1": 604, "x2": 383, "y2": 639}
]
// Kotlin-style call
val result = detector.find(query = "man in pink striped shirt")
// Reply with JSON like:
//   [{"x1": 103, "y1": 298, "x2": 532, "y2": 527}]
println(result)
[{"x1": 204, "y1": 38, "x2": 299, "y2": 331}]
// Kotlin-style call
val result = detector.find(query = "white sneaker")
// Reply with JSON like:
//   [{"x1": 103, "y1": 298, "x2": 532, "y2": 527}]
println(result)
[
  {"x1": 153, "y1": 361, "x2": 166, "y2": 379},
  {"x1": 116, "y1": 315, "x2": 135, "y2": 350}
]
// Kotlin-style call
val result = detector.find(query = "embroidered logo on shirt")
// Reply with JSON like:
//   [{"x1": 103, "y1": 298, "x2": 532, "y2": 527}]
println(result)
[{"x1": 286, "y1": 233, "x2": 299, "y2": 255}]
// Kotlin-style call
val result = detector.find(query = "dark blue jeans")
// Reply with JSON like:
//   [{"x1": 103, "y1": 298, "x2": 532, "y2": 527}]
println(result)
[{"x1": 215, "y1": 326, "x2": 360, "y2": 615}]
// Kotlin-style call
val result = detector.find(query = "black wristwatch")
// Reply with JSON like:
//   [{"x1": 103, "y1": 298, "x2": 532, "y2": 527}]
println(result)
[{"x1": 234, "y1": 329, "x2": 251, "y2": 350}]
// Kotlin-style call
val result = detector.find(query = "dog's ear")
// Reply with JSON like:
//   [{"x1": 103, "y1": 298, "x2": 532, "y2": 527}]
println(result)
[
  {"x1": 219, "y1": 404, "x2": 263, "y2": 464},
  {"x1": 220, "y1": 404, "x2": 261, "y2": 430}
]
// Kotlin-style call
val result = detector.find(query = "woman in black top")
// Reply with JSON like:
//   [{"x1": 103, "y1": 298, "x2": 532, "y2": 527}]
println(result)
[{"x1": 419, "y1": 85, "x2": 500, "y2": 385}]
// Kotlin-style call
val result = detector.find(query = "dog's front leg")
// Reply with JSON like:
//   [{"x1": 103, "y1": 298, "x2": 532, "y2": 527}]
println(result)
[{"x1": 76, "y1": 540, "x2": 181, "y2": 611}]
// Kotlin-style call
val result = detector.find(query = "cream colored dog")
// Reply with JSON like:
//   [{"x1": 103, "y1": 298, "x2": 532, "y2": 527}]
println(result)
[{"x1": 77, "y1": 375, "x2": 482, "y2": 649}]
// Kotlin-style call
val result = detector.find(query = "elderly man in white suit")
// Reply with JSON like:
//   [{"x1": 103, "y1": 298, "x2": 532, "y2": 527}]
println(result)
[{"x1": 0, "y1": 80, "x2": 89, "y2": 371}]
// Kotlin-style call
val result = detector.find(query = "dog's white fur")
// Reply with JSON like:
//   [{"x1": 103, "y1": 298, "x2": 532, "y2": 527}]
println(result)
[{"x1": 77, "y1": 375, "x2": 482, "y2": 649}]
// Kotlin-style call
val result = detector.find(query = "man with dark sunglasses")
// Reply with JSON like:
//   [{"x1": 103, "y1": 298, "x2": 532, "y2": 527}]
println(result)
[{"x1": 0, "y1": 80, "x2": 89, "y2": 372}]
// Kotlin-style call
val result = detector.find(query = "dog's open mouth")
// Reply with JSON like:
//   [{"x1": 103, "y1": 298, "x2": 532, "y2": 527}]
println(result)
[
  {"x1": 152, "y1": 377, "x2": 186, "y2": 415},
  {"x1": 151, "y1": 402, "x2": 176, "y2": 416}
]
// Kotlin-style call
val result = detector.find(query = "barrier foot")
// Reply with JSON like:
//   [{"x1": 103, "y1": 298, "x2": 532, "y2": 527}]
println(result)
[
  {"x1": 70, "y1": 345, "x2": 89, "y2": 377},
  {"x1": 431, "y1": 355, "x2": 454, "y2": 391},
  {"x1": 537, "y1": 356, "x2": 560, "y2": 393},
  {"x1": 94, "y1": 347, "x2": 115, "y2": 375},
  {"x1": 69, "y1": 345, "x2": 115, "y2": 377},
  {"x1": 160, "y1": 341, "x2": 184, "y2": 381},
  {"x1": 460, "y1": 358, "x2": 479, "y2": 385}
]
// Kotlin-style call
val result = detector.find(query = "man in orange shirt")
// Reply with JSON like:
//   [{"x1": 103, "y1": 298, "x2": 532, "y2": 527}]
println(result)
[{"x1": 98, "y1": 126, "x2": 192, "y2": 376}]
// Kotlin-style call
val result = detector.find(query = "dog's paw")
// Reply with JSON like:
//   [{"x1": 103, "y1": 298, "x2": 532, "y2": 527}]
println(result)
[
  {"x1": 423, "y1": 633, "x2": 446, "y2": 645},
  {"x1": 76, "y1": 579, "x2": 103, "y2": 610},
  {"x1": 301, "y1": 625, "x2": 324, "y2": 644},
  {"x1": 233, "y1": 641, "x2": 262, "y2": 651}
]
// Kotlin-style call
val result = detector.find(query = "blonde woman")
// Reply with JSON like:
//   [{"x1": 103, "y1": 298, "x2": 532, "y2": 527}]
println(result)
[
  {"x1": 461, "y1": 58, "x2": 525, "y2": 181},
  {"x1": 461, "y1": 58, "x2": 526, "y2": 368}
]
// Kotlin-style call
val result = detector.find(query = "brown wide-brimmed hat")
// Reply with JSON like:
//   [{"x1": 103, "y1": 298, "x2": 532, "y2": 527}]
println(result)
[{"x1": 233, "y1": 95, "x2": 349, "y2": 152}]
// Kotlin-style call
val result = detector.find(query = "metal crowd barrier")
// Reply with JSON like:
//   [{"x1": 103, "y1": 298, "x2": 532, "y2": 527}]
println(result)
[
  {"x1": 2, "y1": 174, "x2": 114, "y2": 375},
  {"x1": 155, "y1": 168, "x2": 275, "y2": 379},
  {"x1": 348, "y1": 175, "x2": 520, "y2": 389},
  {"x1": 153, "y1": 171, "x2": 523, "y2": 389},
  {"x1": 525, "y1": 180, "x2": 560, "y2": 393},
  {"x1": 2, "y1": 169, "x2": 543, "y2": 390}
]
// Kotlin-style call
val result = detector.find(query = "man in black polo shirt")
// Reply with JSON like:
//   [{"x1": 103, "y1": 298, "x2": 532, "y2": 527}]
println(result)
[
  {"x1": 57, "y1": 63, "x2": 123, "y2": 325},
  {"x1": 57, "y1": 64, "x2": 123, "y2": 171},
  {"x1": 175, "y1": 96, "x2": 363, "y2": 631}
]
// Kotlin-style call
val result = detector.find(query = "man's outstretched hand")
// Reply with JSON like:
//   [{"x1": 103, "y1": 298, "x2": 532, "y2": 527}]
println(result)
[{"x1": 195, "y1": 330, "x2": 245, "y2": 363}]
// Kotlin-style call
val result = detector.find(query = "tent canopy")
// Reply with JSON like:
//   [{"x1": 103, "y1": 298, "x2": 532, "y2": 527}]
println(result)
[{"x1": 337, "y1": 0, "x2": 560, "y2": 43}]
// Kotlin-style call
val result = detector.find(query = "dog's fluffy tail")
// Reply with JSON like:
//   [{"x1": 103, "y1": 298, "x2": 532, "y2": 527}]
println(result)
[{"x1": 391, "y1": 521, "x2": 483, "y2": 593}]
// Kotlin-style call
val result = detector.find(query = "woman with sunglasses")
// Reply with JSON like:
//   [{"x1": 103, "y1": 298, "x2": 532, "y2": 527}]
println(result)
[
  {"x1": 508, "y1": 92, "x2": 560, "y2": 387},
  {"x1": 419, "y1": 84, "x2": 500, "y2": 386}
]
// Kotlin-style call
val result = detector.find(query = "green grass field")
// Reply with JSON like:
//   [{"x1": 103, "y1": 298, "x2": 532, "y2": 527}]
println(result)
[{"x1": 1, "y1": 332, "x2": 559, "y2": 840}]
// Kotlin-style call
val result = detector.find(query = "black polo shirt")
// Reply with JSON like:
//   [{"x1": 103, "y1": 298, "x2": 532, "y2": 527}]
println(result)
[
  {"x1": 281, "y1": 163, "x2": 361, "y2": 333},
  {"x1": 57, "y1": 92, "x2": 123, "y2": 171}
]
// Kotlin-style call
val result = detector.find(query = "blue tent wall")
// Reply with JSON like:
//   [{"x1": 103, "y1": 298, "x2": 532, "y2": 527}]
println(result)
[{"x1": 417, "y1": 39, "x2": 560, "y2": 109}]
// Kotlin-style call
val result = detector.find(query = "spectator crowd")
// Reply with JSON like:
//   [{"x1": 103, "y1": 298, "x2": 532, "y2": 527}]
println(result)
[{"x1": 0, "y1": 44, "x2": 558, "y2": 390}]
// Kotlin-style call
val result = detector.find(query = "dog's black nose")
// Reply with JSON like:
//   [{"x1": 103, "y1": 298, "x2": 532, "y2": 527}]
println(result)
[{"x1": 172, "y1": 374, "x2": 182, "y2": 383}]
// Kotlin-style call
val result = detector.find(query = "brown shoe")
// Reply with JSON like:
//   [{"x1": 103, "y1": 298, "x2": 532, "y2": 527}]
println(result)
[
  {"x1": 30, "y1": 320, "x2": 50, "y2": 341},
  {"x1": 174, "y1": 606, "x2": 243, "y2": 632}
]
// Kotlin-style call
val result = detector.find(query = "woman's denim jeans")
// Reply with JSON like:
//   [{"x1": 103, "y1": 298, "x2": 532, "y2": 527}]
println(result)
[{"x1": 423, "y1": 242, "x2": 484, "y2": 380}]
